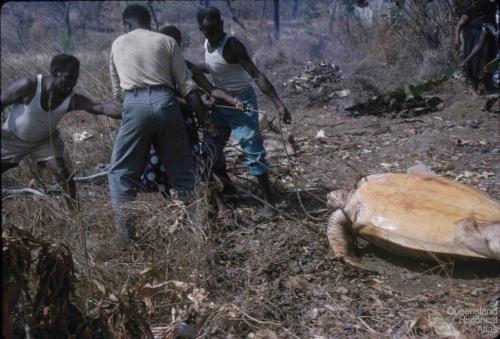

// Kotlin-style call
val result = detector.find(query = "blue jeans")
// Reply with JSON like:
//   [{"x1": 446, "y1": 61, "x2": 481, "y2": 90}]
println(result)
[
  {"x1": 108, "y1": 86, "x2": 195, "y2": 244},
  {"x1": 204, "y1": 87, "x2": 269, "y2": 176}
]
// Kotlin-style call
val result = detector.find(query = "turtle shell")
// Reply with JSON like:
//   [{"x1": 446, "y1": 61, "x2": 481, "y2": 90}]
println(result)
[{"x1": 350, "y1": 173, "x2": 500, "y2": 259}]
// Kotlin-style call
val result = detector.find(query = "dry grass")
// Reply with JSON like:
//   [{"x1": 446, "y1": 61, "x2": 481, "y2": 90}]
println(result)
[
  {"x1": 4, "y1": 169, "x2": 499, "y2": 338},
  {"x1": 3, "y1": 3, "x2": 499, "y2": 338}
]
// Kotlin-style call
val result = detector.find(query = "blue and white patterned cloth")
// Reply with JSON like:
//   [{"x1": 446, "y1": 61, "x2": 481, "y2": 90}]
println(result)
[{"x1": 140, "y1": 110, "x2": 204, "y2": 195}]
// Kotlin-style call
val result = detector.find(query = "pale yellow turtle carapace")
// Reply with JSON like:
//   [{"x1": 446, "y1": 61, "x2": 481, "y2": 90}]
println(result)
[{"x1": 327, "y1": 173, "x2": 500, "y2": 268}]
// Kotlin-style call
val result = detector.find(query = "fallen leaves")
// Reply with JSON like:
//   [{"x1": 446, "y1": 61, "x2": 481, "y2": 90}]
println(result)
[
  {"x1": 364, "y1": 278, "x2": 395, "y2": 297},
  {"x1": 455, "y1": 170, "x2": 494, "y2": 181}
]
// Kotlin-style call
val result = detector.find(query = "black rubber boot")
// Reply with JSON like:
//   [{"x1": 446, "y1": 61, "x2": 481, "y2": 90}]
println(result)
[{"x1": 255, "y1": 173, "x2": 275, "y2": 220}]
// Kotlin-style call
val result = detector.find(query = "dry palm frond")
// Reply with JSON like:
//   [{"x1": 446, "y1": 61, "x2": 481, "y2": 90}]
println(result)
[{"x1": 2, "y1": 226, "x2": 152, "y2": 339}]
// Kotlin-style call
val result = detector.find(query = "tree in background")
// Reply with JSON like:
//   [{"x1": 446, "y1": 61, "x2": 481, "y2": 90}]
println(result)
[
  {"x1": 147, "y1": 0, "x2": 159, "y2": 31},
  {"x1": 199, "y1": 0, "x2": 211, "y2": 8},
  {"x1": 226, "y1": 0, "x2": 247, "y2": 31},
  {"x1": 7, "y1": 4, "x2": 34, "y2": 51},
  {"x1": 273, "y1": 0, "x2": 280, "y2": 39}
]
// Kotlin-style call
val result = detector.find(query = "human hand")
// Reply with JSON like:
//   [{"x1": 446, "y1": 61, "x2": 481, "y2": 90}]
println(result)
[
  {"x1": 233, "y1": 98, "x2": 246, "y2": 111},
  {"x1": 278, "y1": 105, "x2": 292, "y2": 124},
  {"x1": 202, "y1": 98, "x2": 215, "y2": 112}
]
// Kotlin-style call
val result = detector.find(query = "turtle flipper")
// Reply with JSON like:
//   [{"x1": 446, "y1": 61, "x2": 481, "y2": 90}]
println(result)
[
  {"x1": 327, "y1": 209, "x2": 366, "y2": 269},
  {"x1": 457, "y1": 219, "x2": 500, "y2": 260}
]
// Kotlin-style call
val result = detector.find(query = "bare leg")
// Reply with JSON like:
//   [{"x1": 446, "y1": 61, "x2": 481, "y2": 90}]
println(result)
[
  {"x1": 211, "y1": 188, "x2": 231, "y2": 220},
  {"x1": 482, "y1": 97, "x2": 498, "y2": 112},
  {"x1": 39, "y1": 157, "x2": 78, "y2": 211},
  {"x1": 214, "y1": 167, "x2": 238, "y2": 197}
]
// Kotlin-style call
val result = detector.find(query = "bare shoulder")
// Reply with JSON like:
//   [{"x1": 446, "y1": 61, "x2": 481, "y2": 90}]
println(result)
[
  {"x1": 16, "y1": 75, "x2": 37, "y2": 93},
  {"x1": 226, "y1": 36, "x2": 246, "y2": 51},
  {"x1": 2, "y1": 75, "x2": 37, "y2": 103},
  {"x1": 225, "y1": 36, "x2": 250, "y2": 61}
]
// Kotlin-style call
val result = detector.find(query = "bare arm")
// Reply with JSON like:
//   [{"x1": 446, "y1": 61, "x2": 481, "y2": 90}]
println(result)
[
  {"x1": 185, "y1": 90, "x2": 209, "y2": 125},
  {"x1": 190, "y1": 68, "x2": 245, "y2": 110},
  {"x1": 72, "y1": 94, "x2": 122, "y2": 119},
  {"x1": 455, "y1": 15, "x2": 469, "y2": 46},
  {"x1": 461, "y1": 30, "x2": 488, "y2": 67},
  {"x1": 185, "y1": 90, "x2": 219, "y2": 138},
  {"x1": 168, "y1": 43, "x2": 211, "y2": 126},
  {"x1": 1, "y1": 77, "x2": 36, "y2": 112},
  {"x1": 210, "y1": 89, "x2": 245, "y2": 110},
  {"x1": 186, "y1": 60, "x2": 208, "y2": 74},
  {"x1": 227, "y1": 37, "x2": 291, "y2": 123}
]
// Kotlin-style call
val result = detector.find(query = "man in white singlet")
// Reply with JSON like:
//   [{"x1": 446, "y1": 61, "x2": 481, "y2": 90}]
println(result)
[
  {"x1": 1, "y1": 54, "x2": 121, "y2": 210},
  {"x1": 195, "y1": 6, "x2": 292, "y2": 219}
]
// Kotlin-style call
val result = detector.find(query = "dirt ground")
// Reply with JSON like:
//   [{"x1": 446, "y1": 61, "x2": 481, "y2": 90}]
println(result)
[
  {"x1": 234, "y1": 76, "x2": 500, "y2": 338},
  {"x1": 2, "y1": 66, "x2": 499, "y2": 338},
  {"x1": 2, "y1": 1, "x2": 499, "y2": 336}
]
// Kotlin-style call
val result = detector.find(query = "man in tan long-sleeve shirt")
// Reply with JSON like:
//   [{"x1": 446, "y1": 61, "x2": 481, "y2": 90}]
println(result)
[
  {"x1": 109, "y1": 27, "x2": 197, "y2": 101},
  {"x1": 108, "y1": 4, "x2": 213, "y2": 247}
]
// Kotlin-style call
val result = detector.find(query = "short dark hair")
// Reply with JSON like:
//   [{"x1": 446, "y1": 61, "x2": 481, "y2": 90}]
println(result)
[
  {"x1": 160, "y1": 25, "x2": 182, "y2": 45},
  {"x1": 50, "y1": 54, "x2": 80, "y2": 74},
  {"x1": 196, "y1": 6, "x2": 221, "y2": 26},
  {"x1": 122, "y1": 4, "x2": 151, "y2": 26}
]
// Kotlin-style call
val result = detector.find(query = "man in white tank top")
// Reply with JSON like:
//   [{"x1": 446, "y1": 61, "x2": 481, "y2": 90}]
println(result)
[
  {"x1": 196, "y1": 7, "x2": 292, "y2": 219},
  {"x1": 1, "y1": 54, "x2": 121, "y2": 211}
]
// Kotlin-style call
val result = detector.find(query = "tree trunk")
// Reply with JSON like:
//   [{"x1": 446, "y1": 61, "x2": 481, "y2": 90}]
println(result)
[
  {"x1": 273, "y1": 0, "x2": 279, "y2": 40},
  {"x1": 64, "y1": 2, "x2": 71, "y2": 36},
  {"x1": 15, "y1": 22, "x2": 26, "y2": 51},
  {"x1": 258, "y1": 0, "x2": 268, "y2": 44},
  {"x1": 225, "y1": 0, "x2": 246, "y2": 31},
  {"x1": 11, "y1": 4, "x2": 32, "y2": 51},
  {"x1": 94, "y1": 2, "x2": 104, "y2": 32},
  {"x1": 328, "y1": 0, "x2": 337, "y2": 34},
  {"x1": 147, "y1": 1, "x2": 159, "y2": 31},
  {"x1": 199, "y1": 0, "x2": 210, "y2": 8},
  {"x1": 292, "y1": 0, "x2": 299, "y2": 17}
]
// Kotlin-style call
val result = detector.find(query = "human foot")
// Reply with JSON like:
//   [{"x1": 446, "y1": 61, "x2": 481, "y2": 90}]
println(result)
[{"x1": 217, "y1": 206, "x2": 232, "y2": 220}]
